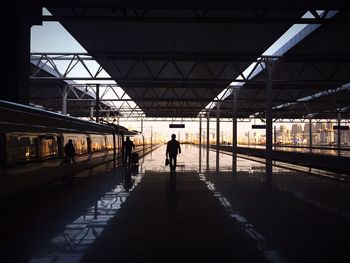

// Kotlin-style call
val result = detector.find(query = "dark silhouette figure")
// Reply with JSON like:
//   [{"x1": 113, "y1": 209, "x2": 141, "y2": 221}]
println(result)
[
  {"x1": 123, "y1": 136, "x2": 135, "y2": 166},
  {"x1": 64, "y1": 139, "x2": 76, "y2": 163},
  {"x1": 166, "y1": 134, "x2": 181, "y2": 172}
]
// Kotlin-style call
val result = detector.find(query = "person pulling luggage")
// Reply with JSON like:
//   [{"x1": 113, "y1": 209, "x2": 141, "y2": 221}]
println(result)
[
  {"x1": 123, "y1": 136, "x2": 135, "y2": 166},
  {"x1": 166, "y1": 134, "x2": 181, "y2": 173}
]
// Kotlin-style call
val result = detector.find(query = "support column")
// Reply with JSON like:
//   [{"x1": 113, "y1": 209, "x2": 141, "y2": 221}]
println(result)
[
  {"x1": 95, "y1": 84, "x2": 100, "y2": 123},
  {"x1": 151, "y1": 126, "x2": 153, "y2": 149},
  {"x1": 265, "y1": 58, "x2": 275, "y2": 178},
  {"x1": 3, "y1": 16, "x2": 30, "y2": 103},
  {"x1": 232, "y1": 87, "x2": 238, "y2": 174},
  {"x1": 337, "y1": 112, "x2": 341, "y2": 156},
  {"x1": 141, "y1": 118, "x2": 145, "y2": 153},
  {"x1": 90, "y1": 105, "x2": 94, "y2": 119},
  {"x1": 216, "y1": 103, "x2": 220, "y2": 150},
  {"x1": 309, "y1": 118, "x2": 313, "y2": 153},
  {"x1": 141, "y1": 118, "x2": 144, "y2": 134},
  {"x1": 199, "y1": 116, "x2": 202, "y2": 172},
  {"x1": 3, "y1": 5, "x2": 41, "y2": 104},
  {"x1": 206, "y1": 113, "x2": 210, "y2": 172},
  {"x1": 273, "y1": 125, "x2": 277, "y2": 150},
  {"x1": 216, "y1": 103, "x2": 220, "y2": 172},
  {"x1": 62, "y1": 86, "x2": 68, "y2": 115},
  {"x1": 206, "y1": 113, "x2": 210, "y2": 150},
  {"x1": 199, "y1": 117, "x2": 202, "y2": 147}
]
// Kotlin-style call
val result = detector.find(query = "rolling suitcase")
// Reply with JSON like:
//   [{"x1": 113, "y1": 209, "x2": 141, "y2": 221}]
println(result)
[{"x1": 130, "y1": 152, "x2": 139, "y2": 163}]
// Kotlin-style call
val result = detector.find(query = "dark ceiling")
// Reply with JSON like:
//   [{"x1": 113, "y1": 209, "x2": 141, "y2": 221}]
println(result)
[{"x1": 214, "y1": 10, "x2": 350, "y2": 119}]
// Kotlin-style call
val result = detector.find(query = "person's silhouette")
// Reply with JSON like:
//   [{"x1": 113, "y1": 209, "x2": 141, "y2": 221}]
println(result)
[
  {"x1": 64, "y1": 139, "x2": 76, "y2": 163},
  {"x1": 166, "y1": 134, "x2": 181, "y2": 172},
  {"x1": 123, "y1": 136, "x2": 135, "y2": 166}
]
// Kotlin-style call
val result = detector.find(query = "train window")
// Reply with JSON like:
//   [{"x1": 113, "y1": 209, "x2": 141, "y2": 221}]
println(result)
[
  {"x1": 114, "y1": 134, "x2": 120, "y2": 155},
  {"x1": 106, "y1": 135, "x2": 114, "y2": 150},
  {"x1": 6, "y1": 134, "x2": 37, "y2": 164},
  {"x1": 64, "y1": 134, "x2": 88, "y2": 155},
  {"x1": 40, "y1": 136, "x2": 59, "y2": 159},
  {"x1": 90, "y1": 135, "x2": 107, "y2": 152},
  {"x1": 129, "y1": 134, "x2": 143, "y2": 146}
]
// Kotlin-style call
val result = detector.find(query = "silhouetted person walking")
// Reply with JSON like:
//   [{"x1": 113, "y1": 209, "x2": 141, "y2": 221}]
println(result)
[
  {"x1": 166, "y1": 134, "x2": 181, "y2": 172},
  {"x1": 64, "y1": 139, "x2": 76, "y2": 163},
  {"x1": 123, "y1": 136, "x2": 135, "y2": 166}
]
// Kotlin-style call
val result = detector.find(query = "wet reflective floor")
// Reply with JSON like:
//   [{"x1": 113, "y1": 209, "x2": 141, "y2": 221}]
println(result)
[{"x1": 1, "y1": 144, "x2": 350, "y2": 262}]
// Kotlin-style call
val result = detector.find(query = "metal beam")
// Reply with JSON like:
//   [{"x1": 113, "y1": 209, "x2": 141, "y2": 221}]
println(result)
[{"x1": 42, "y1": 15, "x2": 347, "y2": 25}]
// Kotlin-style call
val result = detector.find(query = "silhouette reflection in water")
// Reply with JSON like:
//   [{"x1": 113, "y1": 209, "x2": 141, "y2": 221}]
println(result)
[
  {"x1": 123, "y1": 167, "x2": 134, "y2": 192},
  {"x1": 166, "y1": 172, "x2": 177, "y2": 212}
]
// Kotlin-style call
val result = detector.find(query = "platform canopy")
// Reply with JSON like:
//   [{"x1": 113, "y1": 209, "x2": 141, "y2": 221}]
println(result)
[
  {"x1": 43, "y1": 0, "x2": 350, "y2": 119},
  {"x1": 29, "y1": 60, "x2": 120, "y2": 118},
  {"x1": 213, "y1": 10, "x2": 350, "y2": 119}
]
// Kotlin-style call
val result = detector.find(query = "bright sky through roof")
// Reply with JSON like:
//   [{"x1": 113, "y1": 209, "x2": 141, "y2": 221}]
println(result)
[
  {"x1": 201, "y1": 10, "x2": 338, "y2": 115},
  {"x1": 31, "y1": 8, "x2": 140, "y2": 114}
]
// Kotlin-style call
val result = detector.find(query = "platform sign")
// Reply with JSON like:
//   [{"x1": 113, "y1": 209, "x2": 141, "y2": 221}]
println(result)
[
  {"x1": 252, "y1": 124, "x2": 266, "y2": 129},
  {"x1": 169, "y1": 124, "x2": 185, "y2": 128},
  {"x1": 333, "y1": 125, "x2": 349, "y2": 130}
]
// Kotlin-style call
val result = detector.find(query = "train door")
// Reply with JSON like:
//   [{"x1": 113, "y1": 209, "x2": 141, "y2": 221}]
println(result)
[
  {"x1": 120, "y1": 133, "x2": 124, "y2": 163},
  {"x1": 87, "y1": 136, "x2": 91, "y2": 155},
  {"x1": 116, "y1": 132, "x2": 123, "y2": 166},
  {"x1": 57, "y1": 135, "x2": 63, "y2": 158},
  {"x1": 38, "y1": 135, "x2": 59, "y2": 160}
]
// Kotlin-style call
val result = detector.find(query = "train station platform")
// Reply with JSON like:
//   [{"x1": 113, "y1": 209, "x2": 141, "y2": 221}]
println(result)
[{"x1": 1, "y1": 144, "x2": 350, "y2": 263}]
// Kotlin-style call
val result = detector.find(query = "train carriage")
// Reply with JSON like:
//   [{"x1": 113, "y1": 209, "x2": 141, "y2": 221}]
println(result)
[{"x1": 0, "y1": 100, "x2": 143, "y2": 198}]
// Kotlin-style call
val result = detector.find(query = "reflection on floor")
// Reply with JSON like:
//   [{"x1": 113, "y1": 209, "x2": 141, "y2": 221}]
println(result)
[{"x1": 1, "y1": 144, "x2": 350, "y2": 263}]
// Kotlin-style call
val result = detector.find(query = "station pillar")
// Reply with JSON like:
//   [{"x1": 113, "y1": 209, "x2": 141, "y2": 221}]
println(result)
[
  {"x1": 199, "y1": 116, "x2": 202, "y2": 172},
  {"x1": 2, "y1": 3, "x2": 41, "y2": 104},
  {"x1": 62, "y1": 86, "x2": 68, "y2": 115},
  {"x1": 265, "y1": 58, "x2": 276, "y2": 179},
  {"x1": 309, "y1": 118, "x2": 313, "y2": 153},
  {"x1": 206, "y1": 113, "x2": 210, "y2": 171},
  {"x1": 216, "y1": 103, "x2": 221, "y2": 171},
  {"x1": 337, "y1": 112, "x2": 341, "y2": 156},
  {"x1": 206, "y1": 113, "x2": 210, "y2": 151},
  {"x1": 231, "y1": 87, "x2": 238, "y2": 173},
  {"x1": 90, "y1": 104, "x2": 94, "y2": 119},
  {"x1": 216, "y1": 103, "x2": 220, "y2": 150},
  {"x1": 141, "y1": 118, "x2": 144, "y2": 133},
  {"x1": 95, "y1": 84, "x2": 100, "y2": 123}
]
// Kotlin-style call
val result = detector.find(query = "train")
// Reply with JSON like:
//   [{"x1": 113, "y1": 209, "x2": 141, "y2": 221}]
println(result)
[{"x1": 0, "y1": 100, "x2": 146, "y2": 198}]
